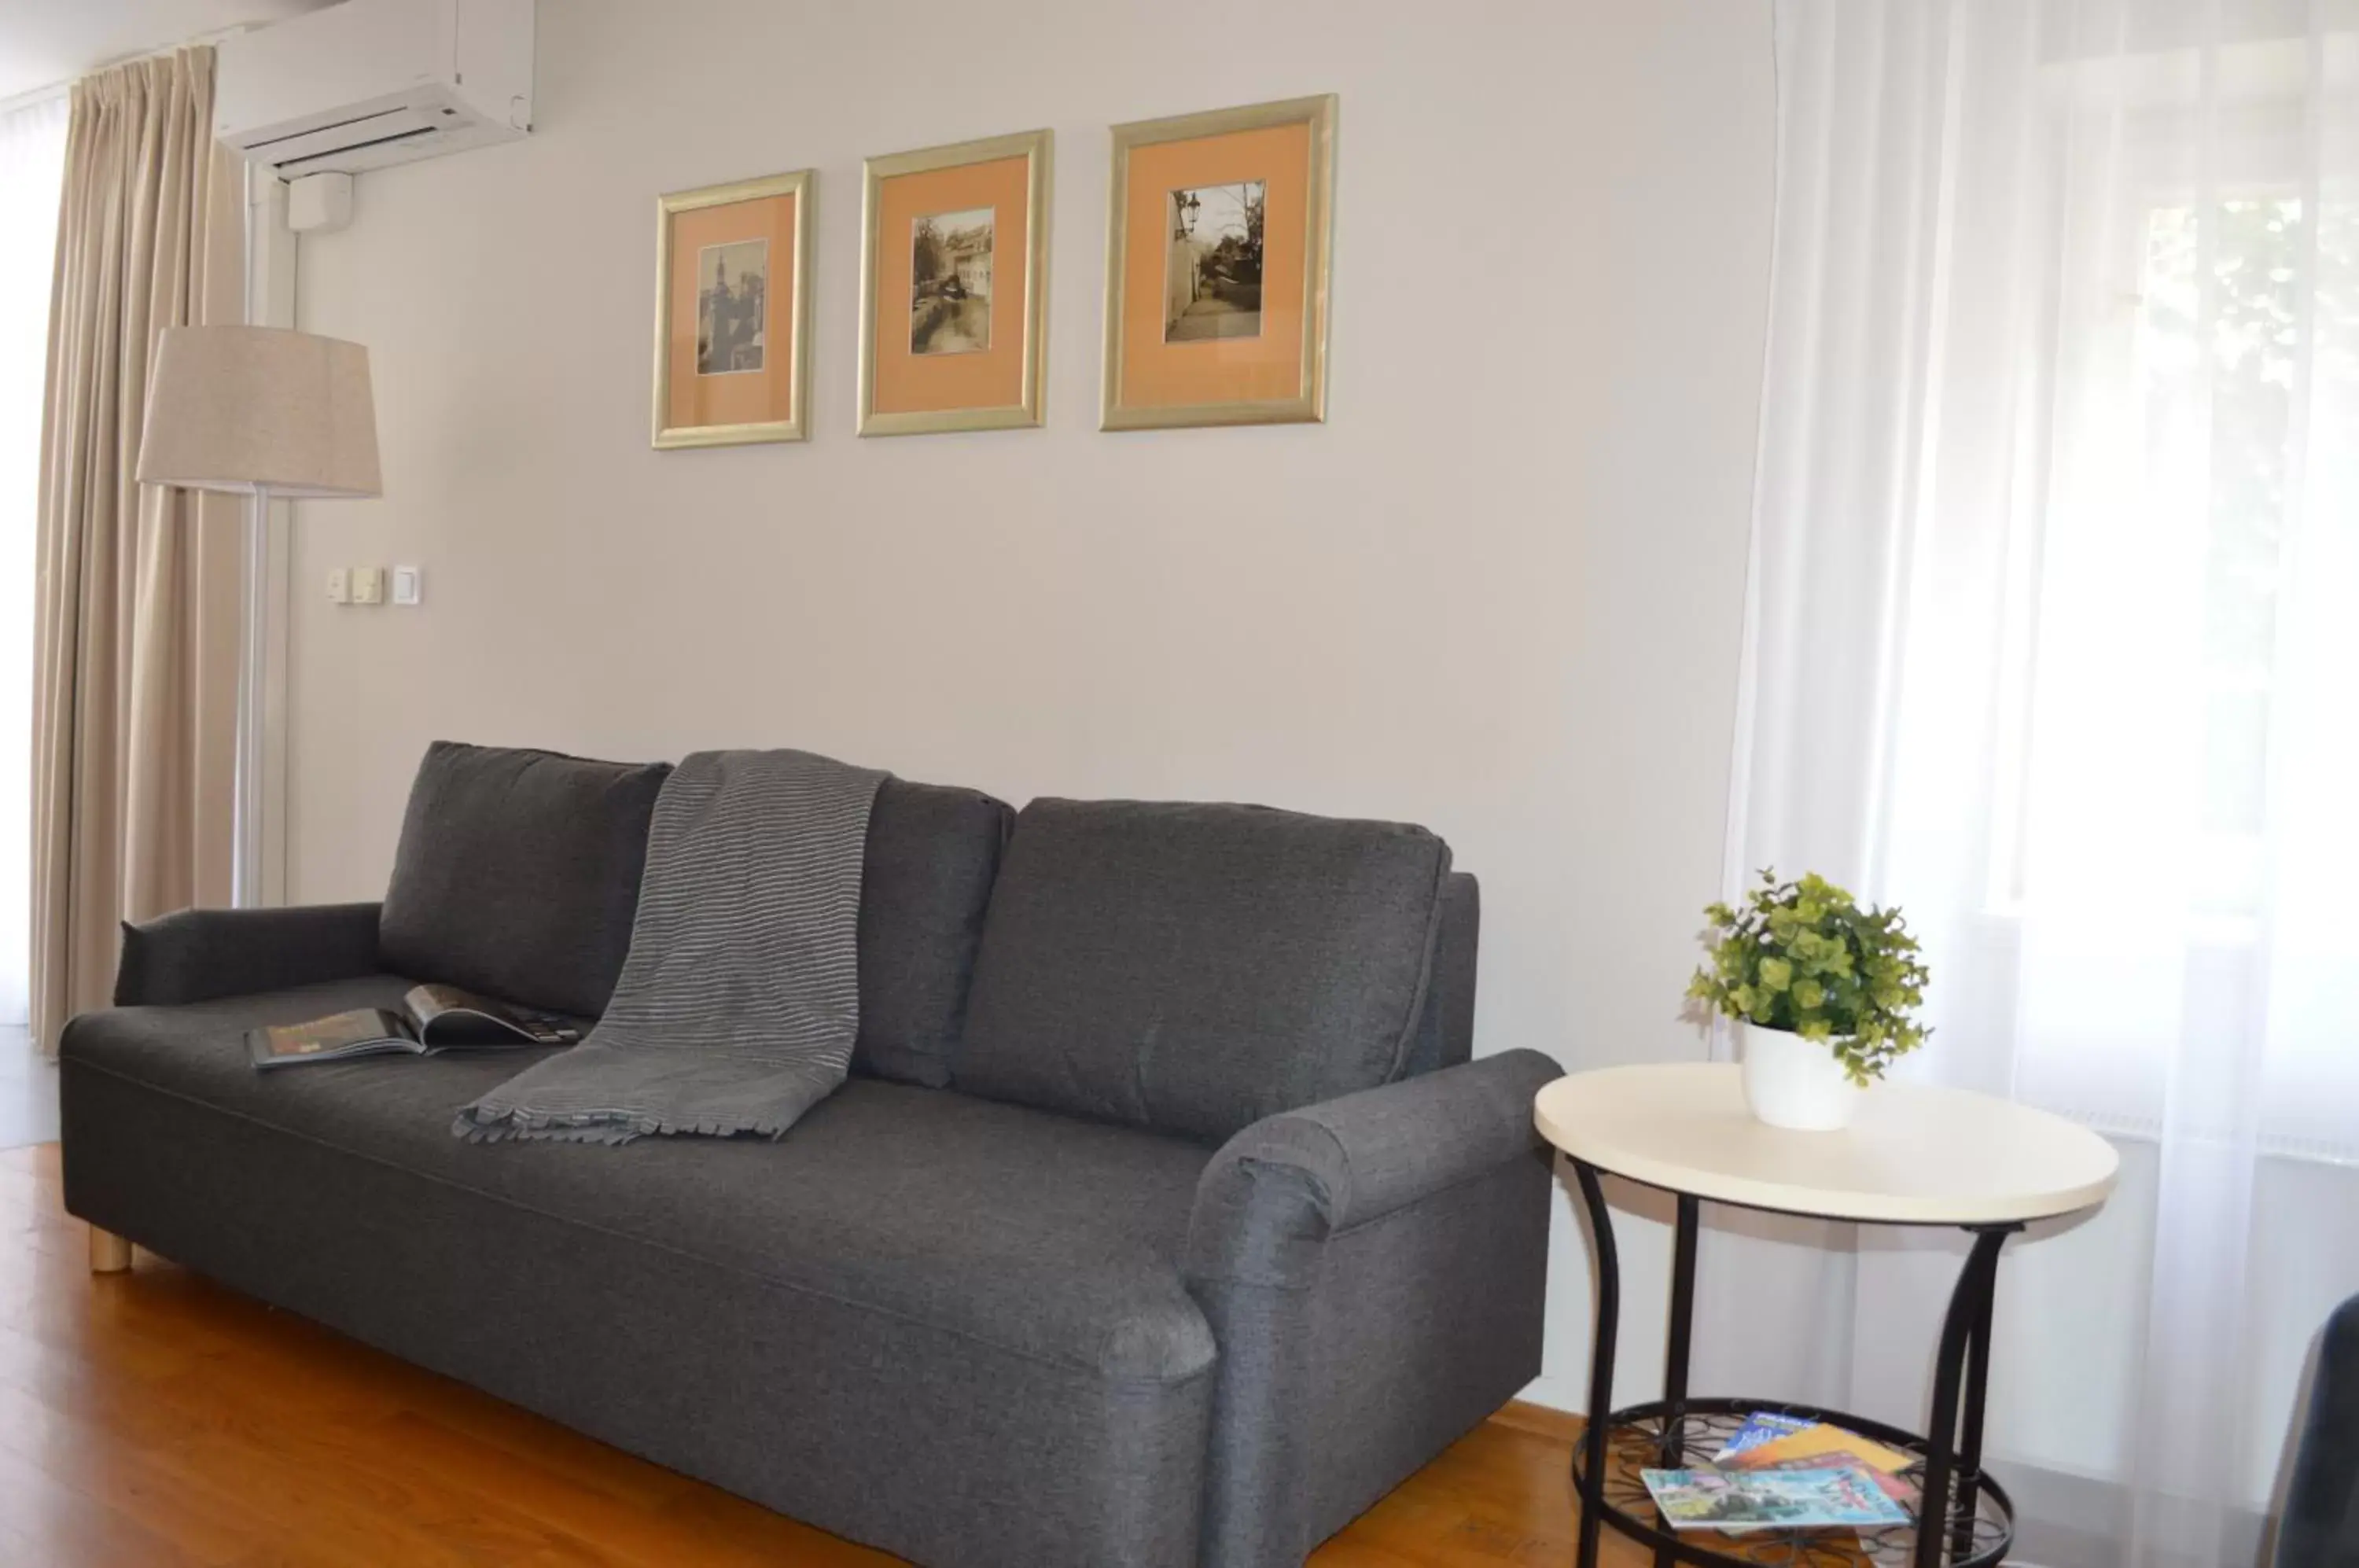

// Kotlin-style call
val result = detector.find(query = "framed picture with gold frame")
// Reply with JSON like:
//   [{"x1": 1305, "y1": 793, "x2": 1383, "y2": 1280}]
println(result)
[
  {"x1": 1101, "y1": 94, "x2": 1336, "y2": 431},
  {"x1": 652, "y1": 169, "x2": 811, "y2": 449},
  {"x1": 857, "y1": 129, "x2": 1051, "y2": 436}
]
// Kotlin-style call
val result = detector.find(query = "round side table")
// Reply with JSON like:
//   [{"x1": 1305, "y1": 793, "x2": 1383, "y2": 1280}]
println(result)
[{"x1": 1533, "y1": 1063, "x2": 2118, "y2": 1568}]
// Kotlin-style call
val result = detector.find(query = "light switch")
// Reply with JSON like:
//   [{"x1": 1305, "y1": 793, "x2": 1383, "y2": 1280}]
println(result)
[
  {"x1": 326, "y1": 568, "x2": 350, "y2": 604},
  {"x1": 351, "y1": 565, "x2": 385, "y2": 605},
  {"x1": 391, "y1": 565, "x2": 421, "y2": 605}
]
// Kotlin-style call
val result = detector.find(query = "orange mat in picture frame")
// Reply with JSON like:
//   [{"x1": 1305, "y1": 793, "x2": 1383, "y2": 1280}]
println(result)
[
  {"x1": 653, "y1": 169, "x2": 810, "y2": 447},
  {"x1": 1103, "y1": 95, "x2": 1335, "y2": 430},
  {"x1": 859, "y1": 130, "x2": 1050, "y2": 436}
]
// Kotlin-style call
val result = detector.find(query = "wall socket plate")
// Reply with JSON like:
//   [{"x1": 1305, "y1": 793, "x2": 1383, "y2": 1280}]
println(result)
[
  {"x1": 326, "y1": 567, "x2": 350, "y2": 603},
  {"x1": 351, "y1": 565, "x2": 385, "y2": 605}
]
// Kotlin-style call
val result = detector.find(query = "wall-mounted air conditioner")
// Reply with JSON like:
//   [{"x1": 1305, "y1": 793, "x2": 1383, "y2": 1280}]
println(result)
[{"x1": 215, "y1": 0, "x2": 533, "y2": 179}]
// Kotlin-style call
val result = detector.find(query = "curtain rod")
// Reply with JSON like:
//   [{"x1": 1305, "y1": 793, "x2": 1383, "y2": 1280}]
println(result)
[{"x1": 0, "y1": 20, "x2": 258, "y2": 120}]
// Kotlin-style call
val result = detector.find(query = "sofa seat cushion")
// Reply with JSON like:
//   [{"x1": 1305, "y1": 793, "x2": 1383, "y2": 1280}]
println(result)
[
  {"x1": 959, "y1": 798, "x2": 1454, "y2": 1143},
  {"x1": 61, "y1": 977, "x2": 1218, "y2": 1384}
]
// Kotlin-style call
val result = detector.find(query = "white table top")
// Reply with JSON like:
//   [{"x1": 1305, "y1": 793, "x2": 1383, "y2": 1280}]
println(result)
[{"x1": 1533, "y1": 1064, "x2": 2119, "y2": 1225}]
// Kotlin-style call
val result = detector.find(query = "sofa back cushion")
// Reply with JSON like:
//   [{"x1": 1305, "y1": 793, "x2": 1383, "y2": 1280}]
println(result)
[
  {"x1": 955, "y1": 798, "x2": 1453, "y2": 1143},
  {"x1": 853, "y1": 778, "x2": 1013, "y2": 1086},
  {"x1": 380, "y1": 742, "x2": 672, "y2": 1018},
  {"x1": 1398, "y1": 872, "x2": 1481, "y2": 1079}
]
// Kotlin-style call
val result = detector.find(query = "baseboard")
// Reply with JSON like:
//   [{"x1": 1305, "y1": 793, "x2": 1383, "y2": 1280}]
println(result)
[
  {"x1": 1492, "y1": 1398, "x2": 1584, "y2": 1442},
  {"x1": 1996, "y1": 1461, "x2": 2271, "y2": 1568}
]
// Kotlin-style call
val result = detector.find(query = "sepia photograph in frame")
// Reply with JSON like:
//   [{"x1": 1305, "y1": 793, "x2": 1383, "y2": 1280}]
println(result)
[
  {"x1": 1102, "y1": 95, "x2": 1335, "y2": 431},
  {"x1": 653, "y1": 168, "x2": 811, "y2": 448},
  {"x1": 858, "y1": 129, "x2": 1050, "y2": 436}
]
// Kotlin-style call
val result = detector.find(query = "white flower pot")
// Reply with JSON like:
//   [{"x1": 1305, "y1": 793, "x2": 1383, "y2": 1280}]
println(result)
[{"x1": 1739, "y1": 1022, "x2": 1864, "y2": 1131}]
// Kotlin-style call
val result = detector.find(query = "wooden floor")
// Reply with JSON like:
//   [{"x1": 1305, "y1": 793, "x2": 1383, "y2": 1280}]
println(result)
[{"x1": 1, "y1": 1143, "x2": 1642, "y2": 1567}]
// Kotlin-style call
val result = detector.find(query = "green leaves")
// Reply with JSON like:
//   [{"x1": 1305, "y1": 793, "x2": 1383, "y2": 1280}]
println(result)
[{"x1": 1687, "y1": 868, "x2": 1931, "y2": 1084}]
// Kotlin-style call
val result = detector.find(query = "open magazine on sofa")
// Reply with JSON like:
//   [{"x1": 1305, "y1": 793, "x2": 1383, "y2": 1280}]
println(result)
[{"x1": 247, "y1": 984, "x2": 580, "y2": 1071}]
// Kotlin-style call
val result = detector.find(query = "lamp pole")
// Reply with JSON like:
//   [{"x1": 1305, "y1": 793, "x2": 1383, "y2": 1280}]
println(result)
[{"x1": 234, "y1": 481, "x2": 270, "y2": 908}]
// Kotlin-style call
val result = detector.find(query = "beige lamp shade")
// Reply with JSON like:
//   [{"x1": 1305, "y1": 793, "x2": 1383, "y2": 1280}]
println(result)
[{"x1": 136, "y1": 325, "x2": 381, "y2": 498}]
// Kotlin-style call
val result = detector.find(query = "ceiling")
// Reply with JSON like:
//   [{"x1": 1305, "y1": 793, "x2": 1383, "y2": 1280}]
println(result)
[{"x1": 0, "y1": 0, "x2": 336, "y2": 106}]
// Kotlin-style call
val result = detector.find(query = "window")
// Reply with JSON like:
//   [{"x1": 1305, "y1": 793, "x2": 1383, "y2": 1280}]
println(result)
[{"x1": 1938, "y1": 77, "x2": 2359, "y2": 1161}]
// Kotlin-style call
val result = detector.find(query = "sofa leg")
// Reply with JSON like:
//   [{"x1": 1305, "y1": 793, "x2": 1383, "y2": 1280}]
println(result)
[{"x1": 89, "y1": 1227, "x2": 134, "y2": 1274}]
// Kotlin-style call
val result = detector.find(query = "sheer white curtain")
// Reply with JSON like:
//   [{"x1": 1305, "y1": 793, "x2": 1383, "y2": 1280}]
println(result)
[
  {"x1": 0, "y1": 94, "x2": 69, "y2": 1029},
  {"x1": 1739, "y1": 1, "x2": 2359, "y2": 1563}
]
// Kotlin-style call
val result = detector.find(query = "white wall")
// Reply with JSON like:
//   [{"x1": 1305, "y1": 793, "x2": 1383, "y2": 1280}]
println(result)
[{"x1": 289, "y1": 0, "x2": 1779, "y2": 1415}]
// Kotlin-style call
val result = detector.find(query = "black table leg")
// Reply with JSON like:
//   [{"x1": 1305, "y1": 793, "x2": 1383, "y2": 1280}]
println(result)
[
  {"x1": 1655, "y1": 1193, "x2": 1700, "y2": 1567},
  {"x1": 1662, "y1": 1194, "x2": 1699, "y2": 1461},
  {"x1": 1915, "y1": 1226, "x2": 2015, "y2": 1568},
  {"x1": 1571, "y1": 1159, "x2": 1620, "y2": 1568},
  {"x1": 1952, "y1": 1224, "x2": 2008, "y2": 1560}
]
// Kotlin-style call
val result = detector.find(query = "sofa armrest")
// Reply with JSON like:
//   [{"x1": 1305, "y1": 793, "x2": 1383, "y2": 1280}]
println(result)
[
  {"x1": 1185, "y1": 1047, "x2": 1562, "y2": 1287},
  {"x1": 112, "y1": 903, "x2": 385, "y2": 1007},
  {"x1": 1182, "y1": 1048, "x2": 1563, "y2": 1568},
  {"x1": 2276, "y1": 1294, "x2": 2359, "y2": 1568}
]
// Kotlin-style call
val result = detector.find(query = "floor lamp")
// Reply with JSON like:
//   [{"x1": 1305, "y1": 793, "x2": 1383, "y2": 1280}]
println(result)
[{"x1": 135, "y1": 325, "x2": 381, "y2": 909}]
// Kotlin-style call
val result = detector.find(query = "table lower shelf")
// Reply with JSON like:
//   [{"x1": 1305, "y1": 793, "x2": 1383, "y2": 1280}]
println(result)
[{"x1": 1573, "y1": 1399, "x2": 2015, "y2": 1568}]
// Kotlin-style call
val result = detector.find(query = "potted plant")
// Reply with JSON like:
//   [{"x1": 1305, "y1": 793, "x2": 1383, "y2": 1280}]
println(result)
[{"x1": 1687, "y1": 870, "x2": 1930, "y2": 1130}]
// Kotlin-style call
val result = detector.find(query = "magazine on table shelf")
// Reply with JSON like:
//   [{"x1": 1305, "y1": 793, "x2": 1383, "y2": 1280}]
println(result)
[
  {"x1": 1640, "y1": 1466, "x2": 1915, "y2": 1531},
  {"x1": 1681, "y1": 1415, "x2": 1927, "y2": 1537},
  {"x1": 1715, "y1": 1411, "x2": 1814, "y2": 1459},
  {"x1": 246, "y1": 984, "x2": 580, "y2": 1071},
  {"x1": 1720, "y1": 1419, "x2": 1919, "y2": 1477},
  {"x1": 1739, "y1": 1452, "x2": 1920, "y2": 1511}
]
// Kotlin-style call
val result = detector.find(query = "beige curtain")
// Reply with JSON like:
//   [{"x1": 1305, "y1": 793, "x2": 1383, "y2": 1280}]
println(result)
[{"x1": 31, "y1": 48, "x2": 243, "y2": 1053}]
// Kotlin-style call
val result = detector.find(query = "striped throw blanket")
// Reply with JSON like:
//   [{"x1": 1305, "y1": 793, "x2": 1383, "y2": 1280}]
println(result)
[{"x1": 453, "y1": 748, "x2": 888, "y2": 1144}]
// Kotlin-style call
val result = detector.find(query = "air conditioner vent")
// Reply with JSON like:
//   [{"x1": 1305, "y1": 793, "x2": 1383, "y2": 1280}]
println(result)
[
  {"x1": 271, "y1": 123, "x2": 449, "y2": 176},
  {"x1": 215, "y1": 0, "x2": 532, "y2": 180}
]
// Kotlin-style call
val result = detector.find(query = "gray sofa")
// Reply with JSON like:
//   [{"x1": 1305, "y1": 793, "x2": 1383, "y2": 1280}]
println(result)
[{"x1": 59, "y1": 743, "x2": 1562, "y2": 1568}]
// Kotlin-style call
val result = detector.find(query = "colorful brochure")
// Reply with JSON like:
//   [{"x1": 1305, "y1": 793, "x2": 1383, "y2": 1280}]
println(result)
[{"x1": 1640, "y1": 1467, "x2": 1914, "y2": 1530}]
